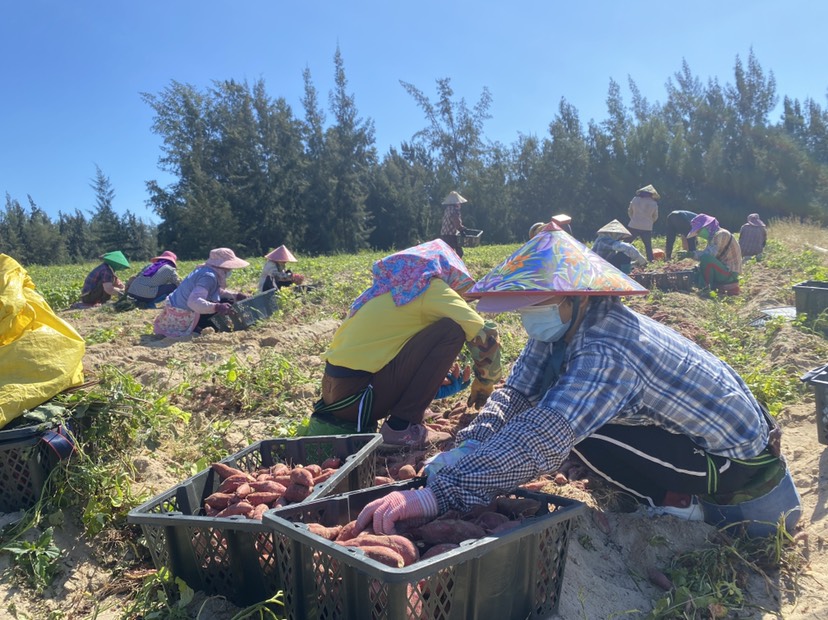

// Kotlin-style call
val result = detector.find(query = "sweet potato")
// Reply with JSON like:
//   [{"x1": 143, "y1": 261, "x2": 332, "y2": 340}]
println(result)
[
  {"x1": 415, "y1": 519, "x2": 486, "y2": 545},
  {"x1": 339, "y1": 534, "x2": 419, "y2": 566},
  {"x1": 289, "y1": 467, "x2": 315, "y2": 488},
  {"x1": 489, "y1": 520, "x2": 523, "y2": 535},
  {"x1": 250, "y1": 503, "x2": 269, "y2": 520},
  {"x1": 373, "y1": 475, "x2": 395, "y2": 486},
  {"x1": 272, "y1": 474, "x2": 293, "y2": 487},
  {"x1": 216, "y1": 501, "x2": 254, "y2": 518},
  {"x1": 321, "y1": 457, "x2": 342, "y2": 469},
  {"x1": 246, "y1": 491, "x2": 283, "y2": 506},
  {"x1": 494, "y1": 497, "x2": 541, "y2": 519},
  {"x1": 420, "y1": 543, "x2": 459, "y2": 560},
  {"x1": 204, "y1": 492, "x2": 235, "y2": 509},
  {"x1": 269, "y1": 463, "x2": 291, "y2": 476},
  {"x1": 234, "y1": 482, "x2": 252, "y2": 498},
  {"x1": 211, "y1": 462, "x2": 247, "y2": 480},
  {"x1": 217, "y1": 473, "x2": 254, "y2": 493},
  {"x1": 353, "y1": 545, "x2": 404, "y2": 568},
  {"x1": 474, "y1": 511, "x2": 511, "y2": 532},
  {"x1": 397, "y1": 464, "x2": 417, "y2": 480},
  {"x1": 303, "y1": 464, "x2": 323, "y2": 477},
  {"x1": 307, "y1": 523, "x2": 344, "y2": 541},
  {"x1": 250, "y1": 480, "x2": 287, "y2": 494},
  {"x1": 204, "y1": 505, "x2": 219, "y2": 517},
  {"x1": 335, "y1": 520, "x2": 363, "y2": 542},
  {"x1": 284, "y1": 483, "x2": 313, "y2": 503},
  {"x1": 313, "y1": 468, "x2": 337, "y2": 484}
]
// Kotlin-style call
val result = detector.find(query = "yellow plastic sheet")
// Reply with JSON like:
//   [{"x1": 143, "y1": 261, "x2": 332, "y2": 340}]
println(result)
[{"x1": 0, "y1": 254, "x2": 85, "y2": 428}]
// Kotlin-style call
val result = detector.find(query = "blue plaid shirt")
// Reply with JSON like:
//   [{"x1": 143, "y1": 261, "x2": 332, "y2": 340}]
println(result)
[{"x1": 428, "y1": 297, "x2": 769, "y2": 512}]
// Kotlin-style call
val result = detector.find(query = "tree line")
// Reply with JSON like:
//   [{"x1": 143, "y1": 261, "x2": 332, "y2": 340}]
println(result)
[{"x1": 3, "y1": 48, "x2": 828, "y2": 266}]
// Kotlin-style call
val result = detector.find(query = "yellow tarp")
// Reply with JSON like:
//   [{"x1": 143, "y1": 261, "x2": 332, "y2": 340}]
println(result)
[{"x1": 0, "y1": 254, "x2": 85, "y2": 428}]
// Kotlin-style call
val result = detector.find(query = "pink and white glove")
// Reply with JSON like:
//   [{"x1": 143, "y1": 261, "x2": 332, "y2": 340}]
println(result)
[{"x1": 356, "y1": 489, "x2": 439, "y2": 535}]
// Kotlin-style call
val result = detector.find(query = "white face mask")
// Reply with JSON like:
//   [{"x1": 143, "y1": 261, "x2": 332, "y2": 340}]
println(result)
[{"x1": 518, "y1": 302, "x2": 572, "y2": 342}]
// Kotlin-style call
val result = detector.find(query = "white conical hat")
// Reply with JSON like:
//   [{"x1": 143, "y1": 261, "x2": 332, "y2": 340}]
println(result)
[
  {"x1": 442, "y1": 191, "x2": 468, "y2": 205},
  {"x1": 596, "y1": 220, "x2": 631, "y2": 237},
  {"x1": 265, "y1": 245, "x2": 298, "y2": 262},
  {"x1": 636, "y1": 184, "x2": 660, "y2": 200}
]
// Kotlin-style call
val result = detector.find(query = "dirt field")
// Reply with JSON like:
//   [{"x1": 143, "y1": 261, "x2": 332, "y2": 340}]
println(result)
[{"x1": 3, "y1": 226, "x2": 828, "y2": 619}]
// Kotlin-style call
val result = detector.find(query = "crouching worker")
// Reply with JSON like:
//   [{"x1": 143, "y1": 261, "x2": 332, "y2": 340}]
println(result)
[
  {"x1": 258, "y1": 245, "x2": 299, "y2": 292},
  {"x1": 357, "y1": 222, "x2": 800, "y2": 539},
  {"x1": 591, "y1": 219, "x2": 647, "y2": 274},
  {"x1": 303, "y1": 239, "x2": 502, "y2": 449},
  {"x1": 686, "y1": 214, "x2": 742, "y2": 290},
  {"x1": 80, "y1": 251, "x2": 129, "y2": 306},
  {"x1": 127, "y1": 250, "x2": 181, "y2": 307},
  {"x1": 153, "y1": 248, "x2": 249, "y2": 337}
]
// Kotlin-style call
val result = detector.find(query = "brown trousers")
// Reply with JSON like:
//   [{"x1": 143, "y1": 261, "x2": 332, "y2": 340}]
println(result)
[{"x1": 321, "y1": 318, "x2": 466, "y2": 425}]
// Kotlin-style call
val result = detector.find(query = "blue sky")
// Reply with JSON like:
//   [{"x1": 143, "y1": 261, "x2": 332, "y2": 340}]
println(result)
[{"x1": 2, "y1": 1, "x2": 826, "y2": 224}]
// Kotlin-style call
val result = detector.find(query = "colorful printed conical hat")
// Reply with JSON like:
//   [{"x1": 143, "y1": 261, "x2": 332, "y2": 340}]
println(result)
[
  {"x1": 469, "y1": 223, "x2": 648, "y2": 312},
  {"x1": 596, "y1": 219, "x2": 631, "y2": 237},
  {"x1": 265, "y1": 245, "x2": 298, "y2": 262}
]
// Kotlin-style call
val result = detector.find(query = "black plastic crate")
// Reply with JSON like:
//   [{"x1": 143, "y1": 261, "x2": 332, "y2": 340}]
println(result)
[
  {"x1": 458, "y1": 229, "x2": 483, "y2": 247},
  {"x1": 793, "y1": 280, "x2": 828, "y2": 320},
  {"x1": 0, "y1": 432, "x2": 59, "y2": 513},
  {"x1": 210, "y1": 289, "x2": 279, "y2": 332},
  {"x1": 127, "y1": 433, "x2": 382, "y2": 605},
  {"x1": 631, "y1": 269, "x2": 695, "y2": 292},
  {"x1": 263, "y1": 480, "x2": 585, "y2": 620},
  {"x1": 801, "y1": 364, "x2": 828, "y2": 445}
]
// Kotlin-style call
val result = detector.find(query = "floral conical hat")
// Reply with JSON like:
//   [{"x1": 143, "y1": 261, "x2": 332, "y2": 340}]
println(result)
[{"x1": 470, "y1": 222, "x2": 648, "y2": 312}]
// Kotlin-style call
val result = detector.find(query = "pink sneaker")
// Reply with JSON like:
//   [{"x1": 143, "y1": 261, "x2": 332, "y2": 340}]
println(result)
[{"x1": 379, "y1": 421, "x2": 451, "y2": 449}]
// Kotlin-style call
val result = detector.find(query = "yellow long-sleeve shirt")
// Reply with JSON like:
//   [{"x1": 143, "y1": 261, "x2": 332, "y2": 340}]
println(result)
[{"x1": 324, "y1": 279, "x2": 485, "y2": 373}]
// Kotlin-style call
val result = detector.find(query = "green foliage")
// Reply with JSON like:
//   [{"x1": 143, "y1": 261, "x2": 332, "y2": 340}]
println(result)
[
  {"x1": 645, "y1": 524, "x2": 804, "y2": 619},
  {"x1": 119, "y1": 568, "x2": 193, "y2": 620},
  {"x1": 1, "y1": 528, "x2": 62, "y2": 593}
]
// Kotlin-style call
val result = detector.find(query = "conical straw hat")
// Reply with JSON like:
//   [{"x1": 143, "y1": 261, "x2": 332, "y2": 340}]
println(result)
[
  {"x1": 596, "y1": 220, "x2": 631, "y2": 237},
  {"x1": 636, "y1": 184, "x2": 660, "y2": 200},
  {"x1": 442, "y1": 191, "x2": 468, "y2": 205},
  {"x1": 265, "y1": 245, "x2": 298, "y2": 262}
]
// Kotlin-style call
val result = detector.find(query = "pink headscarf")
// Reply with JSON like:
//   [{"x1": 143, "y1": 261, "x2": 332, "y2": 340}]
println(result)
[{"x1": 348, "y1": 240, "x2": 475, "y2": 317}]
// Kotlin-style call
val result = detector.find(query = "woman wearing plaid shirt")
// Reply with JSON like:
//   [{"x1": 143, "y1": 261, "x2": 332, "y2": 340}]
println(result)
[{"x1": 358, "y1": 222, "x2": 800, "y2": 538}]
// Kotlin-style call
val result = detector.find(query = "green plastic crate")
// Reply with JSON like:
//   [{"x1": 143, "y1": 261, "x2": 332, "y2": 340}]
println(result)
[
  {"x1": 264, "y1": 480, "x2": 585, "y2": 620},
  {"x1": 127, "y1": 434, "x2": 382, "y2": 605}
]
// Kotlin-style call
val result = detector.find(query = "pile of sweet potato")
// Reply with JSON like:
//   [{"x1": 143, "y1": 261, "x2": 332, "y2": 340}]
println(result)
[
  {"x1": 303, "y1": 494, "x2": 544, "y2": 568},
  {"x1": 203, "y1": 458, "x2": 342, "y2": 520}
]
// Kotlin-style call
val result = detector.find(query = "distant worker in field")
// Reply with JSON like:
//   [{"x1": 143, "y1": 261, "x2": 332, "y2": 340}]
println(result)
[
  {"x1": 126, "y1": 250, "x2": 180, "y2": 307},
  {"x1": 627, "y1": 184, "x2": 660, "y2": 262},
  {"x1": 80, "y1": 251, "x2": 129, "y2": 306},
  {"x1": 591, "y1": 219, "x2": 647, "y2": 274},
  {"x1": 664, "y1": 210, "x2": 698, "y2": 260},
  {"x1": 153, "y1": 248, "x2": 250, "y2": 337},
  {"x1": 686, "y1": 214, "x2": 742, "y2": 290},
  {"x1": 738, "y1": 213, "x2": 768, "y2": 259},
  {"x1": 439, "y1": 190, "x2": 469, "y2": 258},
  {"x1": 304, "y1": 239, "x2": 502, "y2": 449},
  {"x1": 258, "y1": 245, "x2": 301, "y2": 293}
]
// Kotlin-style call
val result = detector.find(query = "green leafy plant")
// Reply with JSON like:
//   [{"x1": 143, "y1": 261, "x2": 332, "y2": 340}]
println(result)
[{"x1": 1, "y1": 527, "x2": 62, "y2": 593}]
